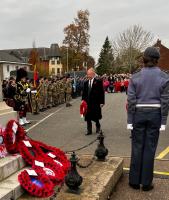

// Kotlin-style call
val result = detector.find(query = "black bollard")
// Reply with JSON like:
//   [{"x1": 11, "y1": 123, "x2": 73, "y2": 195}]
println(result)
[
  {"x1": 65, "y1": 152, "x2": 83, "y2": 190},
  {"x1": 95, "y1": 130, "x2": 108, "y2": 161}
]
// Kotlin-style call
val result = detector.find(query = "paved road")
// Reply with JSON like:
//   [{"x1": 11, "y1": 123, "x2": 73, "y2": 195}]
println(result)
[
  {"x1": 25, "y1": 93, "x2": 169, "y2": 200},
  {"x1": 26, "y1": 93, "x2": 169, "y2": 158}
]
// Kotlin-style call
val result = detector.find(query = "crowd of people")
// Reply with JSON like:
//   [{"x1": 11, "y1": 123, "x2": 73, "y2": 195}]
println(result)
[
  {"x1": 102, "y1": 73, "x2": 131, "y2": 94},
  {"x1": 2, "y1": 70, "x2": 86, "y2": 125}
]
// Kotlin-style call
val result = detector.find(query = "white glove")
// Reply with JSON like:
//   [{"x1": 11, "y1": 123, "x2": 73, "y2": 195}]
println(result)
[
  {"x1": 26, "y1": 88, "x2": 31, "y2": 93},
  {"x1": 31, "y1": 90, "x2": 37, "y2": 94},
  {"x1": 160, "y1": 125, "x2": 166, "y2": 131},
  {"x1": 80, "y1": 114, "x2": 84, "y2": 119},
  {"x1": 127, "y1": 124, "x2": 133, "y2": 130}
]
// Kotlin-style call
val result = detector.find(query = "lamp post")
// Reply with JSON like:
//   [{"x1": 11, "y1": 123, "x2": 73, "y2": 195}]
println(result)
[{"x1": 66, "y1": 47, "x2": 69, "y2": 73}]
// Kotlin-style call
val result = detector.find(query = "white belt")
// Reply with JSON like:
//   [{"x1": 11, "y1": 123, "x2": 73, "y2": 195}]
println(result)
[{"x1": 136, "y1": 104, "x2": 161, "y2": 108}]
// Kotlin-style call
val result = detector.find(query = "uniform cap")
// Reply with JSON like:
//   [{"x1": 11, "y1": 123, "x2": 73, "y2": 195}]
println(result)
[{"x1": 144, "y1": 47, "x2": 160, "y2": 59}]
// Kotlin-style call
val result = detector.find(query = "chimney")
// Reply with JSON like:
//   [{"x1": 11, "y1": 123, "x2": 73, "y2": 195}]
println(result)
[{"x1": 157, "y1": 39, "x2": 161, "y2": 46}]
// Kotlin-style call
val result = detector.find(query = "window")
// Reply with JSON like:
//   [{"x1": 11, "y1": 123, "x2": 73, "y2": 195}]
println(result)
[
  {"x1": 51, "y1": 60, "x2": 55, "y2": 65},
  {"x1": 52, "y1": 68, "x2": 55, "y2": 74},
  {"x1": 57, "y1": 60, "x2": 60, "y2": 65},
  {"x1": 57, "y1": 68, "x2": 60, "y2": 74},
  {"x1": 7, "y1": 65, "x2": 9, "y2": 72}
]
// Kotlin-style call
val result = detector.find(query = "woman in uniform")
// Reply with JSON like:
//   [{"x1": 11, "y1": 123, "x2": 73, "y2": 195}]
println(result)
[{"x1": 127, "y1": 47, "x2": 169, "y2": 191}]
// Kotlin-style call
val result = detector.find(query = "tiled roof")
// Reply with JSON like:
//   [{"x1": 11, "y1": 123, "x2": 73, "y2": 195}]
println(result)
[
  {"x1": 0, "y1": 51, "x2": 24, "y2": 63},
  {"x1": 0, "y1": 43, "x2": 61, "y2": 61}
]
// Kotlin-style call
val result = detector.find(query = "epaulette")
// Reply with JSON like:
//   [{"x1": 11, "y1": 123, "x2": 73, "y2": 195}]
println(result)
[
  {"x1": 162, "y1": 69, "x2": 169, "y2": 74},
  {"x1": 132, "y1": 67, "x2": 142, "y2": 75},
  {"x1": 160, "y1": 70, "x2": 169, "y2": 79}
]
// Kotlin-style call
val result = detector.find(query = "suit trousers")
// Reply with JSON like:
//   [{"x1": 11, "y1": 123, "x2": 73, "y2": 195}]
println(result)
[
  {"x1": 87, "y1": 120, "x2": 100, "y2": 133},
  {"x1": 129, "y1": 108, "x2": 161, "y2": 186}
]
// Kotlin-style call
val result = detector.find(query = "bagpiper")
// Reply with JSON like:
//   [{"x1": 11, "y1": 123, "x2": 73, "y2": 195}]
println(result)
[{"x1": 14, "y1": 68, "x2": 32, "y2": 126}]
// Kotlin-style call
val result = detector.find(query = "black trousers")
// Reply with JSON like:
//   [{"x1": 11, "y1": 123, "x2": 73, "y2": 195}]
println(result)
[
  {"x1": 129, "y1": 108, "x2": 161, "y2": 186},
  {"x1": 87, "y1": 120, "x2": 100, "y2": 132}
]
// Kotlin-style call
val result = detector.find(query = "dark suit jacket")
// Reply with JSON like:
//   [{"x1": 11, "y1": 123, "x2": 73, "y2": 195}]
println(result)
[{"x1": 82, "y1": 77, "x2": 105, "y2": 121}]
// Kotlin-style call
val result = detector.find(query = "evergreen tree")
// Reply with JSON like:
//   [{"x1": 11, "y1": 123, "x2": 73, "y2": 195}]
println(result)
[{"x1": 97, "y1": 37, "x2": 114, "y2": 75}]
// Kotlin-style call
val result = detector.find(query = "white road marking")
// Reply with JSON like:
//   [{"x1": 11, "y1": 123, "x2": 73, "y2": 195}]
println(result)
[{"x1": 26, "y1": 99, "x2": 78, "y2": 132}]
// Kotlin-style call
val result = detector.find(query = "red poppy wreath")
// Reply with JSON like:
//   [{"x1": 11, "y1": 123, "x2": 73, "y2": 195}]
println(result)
[
  {"x1": 18, "y1": 169, "x2": 54, "y2": 198},
  {"x1": 32, "y1": 157, "x2": 65, "y2": 185},
  {"x1": 18, "y1": 139, "x2": 43, "y2": 165},
  {"x1": 32, "y1": 140, "x2": 70, "y2": 173},
  {"x1": 80, "y1": 100, "x2": 88, "y2": 117},
  {"x1": 3, "y1": 120, "x2": 26, "y2": 154}
]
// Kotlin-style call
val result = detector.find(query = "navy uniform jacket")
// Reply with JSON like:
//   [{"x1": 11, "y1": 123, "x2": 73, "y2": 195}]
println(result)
[{"x1": 127, "y1": 67, "x2": 169, "y2": 125}]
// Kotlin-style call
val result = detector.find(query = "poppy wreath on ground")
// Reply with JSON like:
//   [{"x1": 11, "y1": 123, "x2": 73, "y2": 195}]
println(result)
[
  {"x1": 18, "y1": 169, "x2": 54, "y2": 198},
  {"x1": 18, "y1": 139, "x2": 43, "y2": 165},
  {"x1": 3, "y1": 120, "x2": 26, "y2": 154},
  {"x1": 32, "y1": 157, "x2": 65, "y2": 185},
  {"x1": 0, "y1": 144, "x2": 8, "y2": 158},
  {"x1": 33, "y1": 140, "x2": 70, "y2": 173},
  {"x1": 0, "y1": 128, "x2": 7, "y2": 158}
]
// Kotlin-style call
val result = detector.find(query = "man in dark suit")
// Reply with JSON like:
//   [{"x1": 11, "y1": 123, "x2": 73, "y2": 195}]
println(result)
[{"x1": 82, "y1": 68, "x2": 105, "y2": 135}]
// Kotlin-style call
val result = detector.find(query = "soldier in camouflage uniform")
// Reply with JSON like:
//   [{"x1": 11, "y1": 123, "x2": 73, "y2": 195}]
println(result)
[
  {"x1": 30, "y1": 80, "x2": 39, "y2": 114},
  {"x1": 52, "y1": 78, "x2": 58, "y2": 106},
  {"x1": 39, "y1": 77, "x2": 47, "y2": 111},
  {"x1": 59, "y1": 78, "x2": 65, "y2": 104},
  {"x1": 65, "y1": 77, "x2": 72, "y2": 107},
  {"x1": 38, "y1": 77, "x2": 44, "y2": 111},
  {"x1": 56, "y1": 79, "x2": 61, "y2": 105},
  {"x1": 43, "y1": 78, "x2": 48, "y2": 109},
  {"x1": 47, "y1": 78, "x2": 53, "y2": 108}
]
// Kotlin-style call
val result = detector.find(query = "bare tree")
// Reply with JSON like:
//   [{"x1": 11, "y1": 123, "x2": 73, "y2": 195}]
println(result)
[{"x1": 112, "y1": 25, "x2": 154, "y2": 72}]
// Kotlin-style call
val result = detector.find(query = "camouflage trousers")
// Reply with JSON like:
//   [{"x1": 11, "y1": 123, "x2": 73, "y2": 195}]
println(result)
[
  {"x1": 32, "y1": 98, "x2": 39, "y2": 113},
  {"x1": 52, "y1": 94, "x2": 59, "y2": 106},
  {"x1": 47, "y1": 94, "x2": 53, "y2": 108},
  {"x1": 39, "y1": 95, "x2": 47, "y2": 110},
  {"x1": 65, "y1": 93, "x2": 72, "y2": 103},
  {"x1": 59, "y1": 92, "x2": 65, "y2": 104}
]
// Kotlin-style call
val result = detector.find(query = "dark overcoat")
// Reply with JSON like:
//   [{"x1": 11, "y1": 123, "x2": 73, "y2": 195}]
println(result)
[{"x1": 82, "y1": 78, "x2": 105, "y2": 122}]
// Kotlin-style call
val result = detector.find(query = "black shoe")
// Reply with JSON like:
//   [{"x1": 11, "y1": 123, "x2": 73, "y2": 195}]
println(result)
[
  {"x1": 96, "y1": 127, "x2": 100, "y2": 134},
  {"x1": 85, "y1": 132, "x2": 92, "y2": 135},
  {"x1": 142, "y1": 185, "x2": 154, "y2": 191},
  {"x1": 66, "y1": 103, "x2": 72, "y2": 107},
  {"x1": 33, "y1": 112, "x2": 39, "y2": 115},
  {"x1": 129, "y1": 183, "x2": 140, "y2": 190}
]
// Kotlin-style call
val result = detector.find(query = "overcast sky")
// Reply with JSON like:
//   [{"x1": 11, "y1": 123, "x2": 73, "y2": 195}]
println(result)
[{"x1": 0, "y1": 0, "x2": 169, "y2": 61}]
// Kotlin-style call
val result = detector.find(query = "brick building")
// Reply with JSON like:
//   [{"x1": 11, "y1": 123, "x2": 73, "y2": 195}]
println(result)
[{"x1": 154, "y1": 39, "x2": 169, "y2": 71}]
